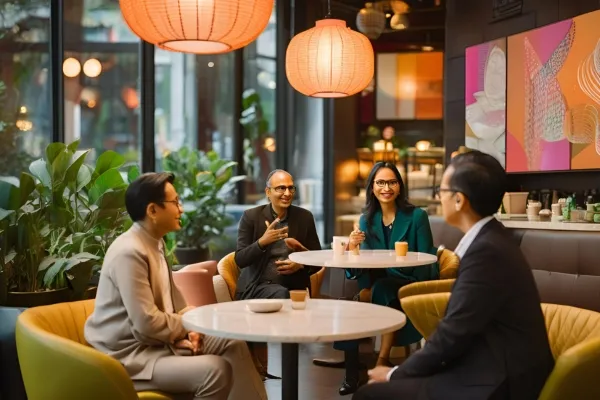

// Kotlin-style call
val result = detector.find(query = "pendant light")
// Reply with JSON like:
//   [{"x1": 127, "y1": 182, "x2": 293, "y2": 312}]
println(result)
[
  {"x1": 285, "y1": 0, "x2": 375, "y2": 98},
  {"x1": 119, "y1": 0, "x2": 274, "y2": 54},
  {"x1": 356, "y1": 2, "x2": 386, "y2": 40}
]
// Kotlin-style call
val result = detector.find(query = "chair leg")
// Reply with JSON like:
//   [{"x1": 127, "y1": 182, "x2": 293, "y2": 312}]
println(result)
[
  {"x1": 376, "y1": 332, "x2": 395, "y2": 366},
  {"x1": 403, "y1": 345, "x2": 412, "y2": 358}
]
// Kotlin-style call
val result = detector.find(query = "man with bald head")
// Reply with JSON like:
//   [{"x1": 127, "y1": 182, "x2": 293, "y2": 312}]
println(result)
[
  {"x1": 234, "y1": 169, "x2": 321, "y2": 300},
  {"x1": 234, "y1": 170, "x2": 322, "y2": 379}
]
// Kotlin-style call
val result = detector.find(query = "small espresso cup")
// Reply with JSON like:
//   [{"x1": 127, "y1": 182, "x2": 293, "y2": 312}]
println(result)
[
  {"x1": 395, "y1": 241, "x2": 408, "y2": 257},
  {"x1": 290, "y1": 290, "x2": 307, "y2": 310}
]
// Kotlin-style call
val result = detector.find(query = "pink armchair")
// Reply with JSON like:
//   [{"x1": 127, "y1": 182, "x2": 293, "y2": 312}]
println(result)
[{"x1": 172, "y1": 261, "x2": 218, "y2": 307}]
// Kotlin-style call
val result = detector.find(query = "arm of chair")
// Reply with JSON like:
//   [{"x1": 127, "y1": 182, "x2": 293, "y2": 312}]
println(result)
[
  {"x1": 400, "y1": 292, "x2": 451, "y2": 339},
  {"x1": 180, "y1": 261, "x2": 218, "y2": 276},
  {"x1": 172, "y1": 269, "x2": 217, "y2": 307},
  {"x1": 538, "y1": 336, "x2": 600, "y2": 400},
  {"x1": 309, "y1": 267, "x2": 326, "y2": 298},
  {"x1": 398, "y1": 279, "x2": 456, "y2": 300}
]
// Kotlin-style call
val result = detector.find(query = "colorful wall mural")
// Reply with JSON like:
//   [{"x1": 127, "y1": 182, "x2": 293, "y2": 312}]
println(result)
[
  {"x1": 465, "y1": 38, "x2": 507, "y2": 168},
  {"x1": 506, "y1": 10, "x2": 600, "y2": 172}
]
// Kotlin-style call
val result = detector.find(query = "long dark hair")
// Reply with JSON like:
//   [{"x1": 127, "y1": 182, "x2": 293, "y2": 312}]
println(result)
[{"x1": 363, "y1": 162, "x2": 414, "y2": 236}]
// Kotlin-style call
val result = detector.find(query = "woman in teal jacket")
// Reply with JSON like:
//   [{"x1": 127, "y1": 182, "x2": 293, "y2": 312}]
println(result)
[{"x1": 332, "y1": 161, "x2": 438, "y2": 395}]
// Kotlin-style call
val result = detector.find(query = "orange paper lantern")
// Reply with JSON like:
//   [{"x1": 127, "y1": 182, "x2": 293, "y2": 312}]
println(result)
[
  {"x1": 119, "y1": 0, "x2": 274, "y2": 54},
  {"x1": 286, "y1": 19, "x2": 374, "y2": 98}
]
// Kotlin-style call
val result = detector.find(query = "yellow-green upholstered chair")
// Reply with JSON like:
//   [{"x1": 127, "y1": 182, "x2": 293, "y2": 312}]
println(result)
[
  {"x1": 401, "y1": 292, "x2": 600, "y2": 400},
  {"x1": 16, "y1": 299, "x2": 175, "y2": 400},
  {"x1": 397, "y1": 246, "x2": 459, "y2": 300}
]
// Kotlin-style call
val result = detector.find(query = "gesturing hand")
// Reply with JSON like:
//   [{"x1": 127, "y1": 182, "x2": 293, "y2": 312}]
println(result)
[
  {"x1": 275, "y1": 259, "x2": 303, "y2": 275},
  {"x1": 258, "y1": 219, "x2": 289, "y2": 248},
  {"x1": 175, "y1": 332, "x2": 203, "y2": 355},
  {"x1": 349, "y1": 223, "x2": 365, "y2": 250}
]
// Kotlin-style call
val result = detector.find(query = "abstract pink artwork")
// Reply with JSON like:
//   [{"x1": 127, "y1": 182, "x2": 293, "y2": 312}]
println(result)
[{"x1": 465, "y1": 38, "x2": 507, "y2": 168}]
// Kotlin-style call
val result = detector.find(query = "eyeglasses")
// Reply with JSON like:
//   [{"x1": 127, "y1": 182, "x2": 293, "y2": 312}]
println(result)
[
  {"x1": 374, "y1": 179, "x2": 399, "y2": 188},
  {"x1": 161, "y1": 199, "x2": 183, "y2": 207},
  {"x1": 269, "y1": 185, "x2": 296, "y2": 194},
  {"x1": 434, "y1": 186, "x2": 456, "y2": 199}
]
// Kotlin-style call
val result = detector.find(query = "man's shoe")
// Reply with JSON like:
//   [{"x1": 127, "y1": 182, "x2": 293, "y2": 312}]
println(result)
[
  {"x1": 338, "y1": 377, "x2": 363, "y2": 396},
  {"x1": 312, "y1": 358, "x2": 345, "y2": 368},
  {"x1": 261, "y1": 372, "x2": 281, "y2": 381}
]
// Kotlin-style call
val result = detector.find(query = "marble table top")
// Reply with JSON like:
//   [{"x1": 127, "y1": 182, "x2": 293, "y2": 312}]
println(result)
[
  {"x1": 182, "y1": 299, "x2": 406, "y2": 343},
  {"x1": 289, "y1": 249, "x2": 438, "y2": 268}
]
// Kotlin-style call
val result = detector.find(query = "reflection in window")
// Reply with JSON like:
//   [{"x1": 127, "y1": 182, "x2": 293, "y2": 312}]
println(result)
[
  {"x1": 0, "y1": 0, "x2": 51, "y2": 176},
  {"x1": 242, "y1": 3, "x2": 276, "y2": 203},
  {"x1": 154, "y1": 52, "x2": 235, "y2": 168},
  {"x1": 63, "y1": 0, "x2": 140, "y2": 163},
  {"x1": 155, "y1": 50, "x2": 197, "y2": 164}
]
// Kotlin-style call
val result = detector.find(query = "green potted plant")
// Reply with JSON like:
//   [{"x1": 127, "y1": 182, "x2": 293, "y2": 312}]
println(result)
[
  {"x1": 163, "y1": 147, "x2": 245, "y2": 265},
  {"x1": 0, "y1": 140, "x2": 138, "y2": 307},
  {"x1": 240, "y1": 88, "x2": 270, "y2": 190}
]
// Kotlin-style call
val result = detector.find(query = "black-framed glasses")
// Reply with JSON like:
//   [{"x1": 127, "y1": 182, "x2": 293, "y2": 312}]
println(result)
[
  {"x1": 434, "y1": 186, "x2": 456, "y2": 199},
  {"x1": 269, "y1": 185, "x2": 296, "y2": 194},
  {"x1": 374, "y1": 179, "x2": 399, "y2": 188}
]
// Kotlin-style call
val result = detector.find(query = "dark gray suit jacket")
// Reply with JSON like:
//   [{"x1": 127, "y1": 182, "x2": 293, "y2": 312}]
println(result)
[
  {"x1": 234, "y1": 204, "x2": 321, "y2": 299},
  {"x1": 393, "y1": 219, "x2": 554, "y2": 400}
]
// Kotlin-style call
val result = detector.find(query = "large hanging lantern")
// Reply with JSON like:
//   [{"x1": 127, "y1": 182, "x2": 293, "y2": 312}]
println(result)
[
  {"x1": 356, "y1": 2, "x2": 386, "y2": 40},
  {"x1": 286, "y1": 19, "x2": 374, "y2": 98},
  {"x1": 119, "y1": 0, "x2": 274, "y2": 54}
]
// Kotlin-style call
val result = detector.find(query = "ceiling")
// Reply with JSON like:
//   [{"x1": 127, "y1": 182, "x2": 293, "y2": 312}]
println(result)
[{"x1": 328, "y1": 0, "x2": 446, "y2": 51}]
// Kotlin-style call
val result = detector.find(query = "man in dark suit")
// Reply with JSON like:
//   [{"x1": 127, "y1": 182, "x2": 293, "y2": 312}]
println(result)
[
  {"x1": 353, "y1": 151, "x2": 554, "y2": 400},
  {"x1": 234, "y1": 169, "x2": 321, "y2": 300}
]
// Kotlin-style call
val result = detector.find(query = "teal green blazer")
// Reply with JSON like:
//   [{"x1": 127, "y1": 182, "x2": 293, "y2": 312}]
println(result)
[{"x1": 347, "y1": 207, "x2": 439, "y2": 283}]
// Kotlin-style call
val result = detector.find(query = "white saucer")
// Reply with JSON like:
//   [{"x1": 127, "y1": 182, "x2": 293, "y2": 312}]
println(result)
[{"x1": 246, "y1": 299, "x2": 283, "y2": 313}]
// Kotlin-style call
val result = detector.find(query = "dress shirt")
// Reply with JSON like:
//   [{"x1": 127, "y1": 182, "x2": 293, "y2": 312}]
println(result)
[{"x1": 385, "y1": 215, "x2": 494, "y2": 381}]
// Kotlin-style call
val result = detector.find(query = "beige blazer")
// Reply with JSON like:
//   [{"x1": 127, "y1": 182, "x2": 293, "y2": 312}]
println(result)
[{"x1": 85, "y1": 223, "x2": 189, "y2": 380}]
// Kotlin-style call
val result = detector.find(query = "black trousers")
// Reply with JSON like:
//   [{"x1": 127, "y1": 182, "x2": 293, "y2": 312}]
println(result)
[
  {"x1": 237, "y1": 276, "x2": 311, "y2": 300},
  {"x1": 353, "y1": 376, "x2": 510, "y2": 400},
  {"x1": 352, "y1": 376, "x2": 426, "y2": 400}
]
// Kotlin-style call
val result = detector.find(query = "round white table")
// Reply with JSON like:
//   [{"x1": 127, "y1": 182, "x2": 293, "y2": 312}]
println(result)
[
  {"x1": 289, "y1": 249, "x2": 437, "y2": 268},
  {"x1": 182, "y1": 299, "x2": 406, "y2": 400}
]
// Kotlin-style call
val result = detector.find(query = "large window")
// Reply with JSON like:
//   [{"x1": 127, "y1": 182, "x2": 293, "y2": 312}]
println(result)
[
  {"x1": 154, "y1": 51, "x2": 235, "y2": 168},
  {"x1": 0, "y1": 0, "x2": 51, "y2": 176},
  {"x1": 63, "y1": 0, "x2": 140, "y2": 163},
  {"x1": 242, "y1": 4, "x2": 277, "y2": 203}
]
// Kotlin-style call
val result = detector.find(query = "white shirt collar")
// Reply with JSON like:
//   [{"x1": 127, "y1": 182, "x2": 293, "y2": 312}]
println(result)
[{"x1": 453, "y1": 216, "x2": 494, "y2": 259}]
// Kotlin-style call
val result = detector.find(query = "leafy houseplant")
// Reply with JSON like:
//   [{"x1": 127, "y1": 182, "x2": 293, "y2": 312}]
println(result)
[
  {"x1": 0, "y1": 140, "x2": 139, "y2": 307},
  {"x1": 163, "y1": 147, "x2": 245, "y2": 265},
  {"x1": 240, "y1": 88, "x2": 270, "y2": 182}
]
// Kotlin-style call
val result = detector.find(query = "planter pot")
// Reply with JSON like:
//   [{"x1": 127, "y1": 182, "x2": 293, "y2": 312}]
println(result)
[
  {"x1": 5, "y1": 288, "x2": 71, "y2": 308},
  {"x1": 0, "y1": 306, "x2": 27, "y2": 400},
  {"x1": 174, "y1": 247, "x2": 211, "y2": 265},
  {"x1": 245, "y1": 178, "x2": 257, "y2": 195},
  {"x1": 84, "y1": 286, "x2": 97, "y2": 299}
]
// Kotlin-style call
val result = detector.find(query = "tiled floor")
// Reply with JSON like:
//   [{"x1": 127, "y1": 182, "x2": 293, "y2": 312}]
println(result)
[
  {"x1": 264, "y1": 342, "x2": 348, "y2": 400},
  {"x1": 262, "y1": 341, "x2": 396, "y2": 400}
]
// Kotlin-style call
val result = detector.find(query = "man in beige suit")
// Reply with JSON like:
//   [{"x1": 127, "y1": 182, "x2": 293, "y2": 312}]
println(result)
[{"x1": 85, "y1": 172, "x2": 267, "y2": 400}]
